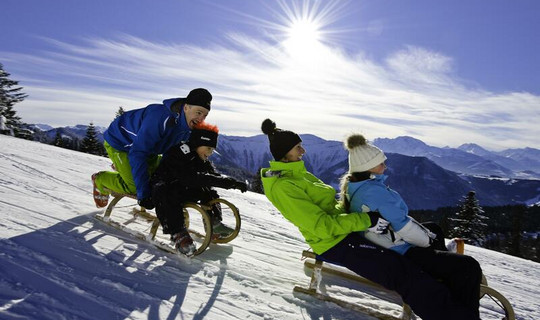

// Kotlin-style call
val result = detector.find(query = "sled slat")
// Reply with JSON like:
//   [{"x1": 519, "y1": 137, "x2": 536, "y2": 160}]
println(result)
[{"x1": 293, "y1": 286, "x2": 407, "y2": 320}]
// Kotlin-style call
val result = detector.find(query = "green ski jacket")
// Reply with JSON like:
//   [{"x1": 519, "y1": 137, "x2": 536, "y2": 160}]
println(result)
[{"x1": 261, "y1": 160, "x2": 372, "y2": 254}]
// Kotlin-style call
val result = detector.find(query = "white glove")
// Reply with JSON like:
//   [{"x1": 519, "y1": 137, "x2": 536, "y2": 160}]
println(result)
[{"x1": 367, "y1": 212, "x2": 390, "y2": 234}]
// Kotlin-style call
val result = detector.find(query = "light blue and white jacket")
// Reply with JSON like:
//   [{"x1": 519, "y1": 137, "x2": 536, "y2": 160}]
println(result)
[{"x1": 347, "y1": 174, "x2": 434, "y2": 255}]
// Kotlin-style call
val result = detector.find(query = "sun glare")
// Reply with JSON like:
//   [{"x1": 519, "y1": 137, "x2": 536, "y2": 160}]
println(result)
[
  {"x1": 284, "y1": 18, "x2": 323, "y2": 59},
  {"x1": 247, "y1": 0, "x2": 346, "y2": 63},
  {"x1": 288, "y1": 19, "x2": 320, "y2": 45}
]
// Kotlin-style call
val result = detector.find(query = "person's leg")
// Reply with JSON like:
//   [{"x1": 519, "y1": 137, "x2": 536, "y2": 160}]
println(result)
[
  {"x1": 152, "y1": 182, "x2": 196, "y2": 255},
  {"x1": 198, "y1": 188, "x2": 222, "y2": 224},
  {"x1": 94, "y1": 142, "x2": 136, "y2": 195},
  {"x1": 405, "y1": 247, "x2": 482, "y2": 318},
  {"x1": 95, "y1": 142, "x2": 160, "y2": 196},
  {"x1": 197, "y1": 187, "x2": 235, "y2": 237},
  {"x1": 152, "y1": 182, "x2": 188, "y2": 235},
  {"x1": 320, "y1": 233, "x2": 479, "y2": 320}
]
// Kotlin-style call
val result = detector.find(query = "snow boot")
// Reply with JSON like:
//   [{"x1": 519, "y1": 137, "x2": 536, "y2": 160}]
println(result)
[
  {"x1": 212, "y1": 222, "x2": 234, "y2": 239},
  {"x1": 92, "y1": 172, "x2": 109, "y2": 208},
  {"x1": 171, "y1": 230, "x2": 196, "y2": 256}
]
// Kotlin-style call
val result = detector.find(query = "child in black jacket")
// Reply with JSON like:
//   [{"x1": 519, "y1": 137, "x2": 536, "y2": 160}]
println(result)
[{"x1": 150, "y1": 122, "x2": 247, "y2": 255}]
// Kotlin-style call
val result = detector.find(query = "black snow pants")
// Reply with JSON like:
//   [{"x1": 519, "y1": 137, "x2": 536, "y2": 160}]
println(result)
[
  {"x1": 152, "y1": 181, "x2": 220, "y2": 235},
  {"x1": 405, "y1": 246, "x2": 482, "y2": 319},
  {"x1": 319, "y1": 233, "x2": 481, "y2": 320}
]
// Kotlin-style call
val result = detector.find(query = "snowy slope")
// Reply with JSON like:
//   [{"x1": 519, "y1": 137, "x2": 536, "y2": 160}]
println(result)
[{"x1": 0, "y1": 135, "x2": 538, "y2": 320}]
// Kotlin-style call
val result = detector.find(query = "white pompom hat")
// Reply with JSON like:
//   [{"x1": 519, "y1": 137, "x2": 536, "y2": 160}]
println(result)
[{"x1": 345, "y1": 134, "x2": 387, "y2": 173}]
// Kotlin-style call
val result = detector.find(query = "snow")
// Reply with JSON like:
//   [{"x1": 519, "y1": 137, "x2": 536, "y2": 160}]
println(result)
[{"x1": 1, "y1": 134, "x2": 539, "y2": 320}]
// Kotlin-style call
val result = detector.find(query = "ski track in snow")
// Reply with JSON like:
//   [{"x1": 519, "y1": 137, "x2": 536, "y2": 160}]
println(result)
[{"x1": 0, "y1": 135, "x2": 539, "y2": 320}]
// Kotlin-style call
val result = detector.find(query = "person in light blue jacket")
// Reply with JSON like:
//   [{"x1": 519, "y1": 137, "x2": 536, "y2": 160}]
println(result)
[
  {"x1": 92, "y1": 88, "x2": 212, "y2": 210},
  {"x1": 342, "y1": 134, "x2": 435, "y2": 255},
  {"x1": 340, "y1": 133, "x2": 482, "y2": 319}
]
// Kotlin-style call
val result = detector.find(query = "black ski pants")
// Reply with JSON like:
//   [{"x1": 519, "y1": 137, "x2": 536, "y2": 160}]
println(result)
[
  {"x1": 405, "y1": 246, "x2": 482, "y2": 319},
  {"x1": 319, "y1": 233, "x2": 480, "y2": 320},
  {"x1": 152, "y1": 182, "x2": 220, "y2": 235}
]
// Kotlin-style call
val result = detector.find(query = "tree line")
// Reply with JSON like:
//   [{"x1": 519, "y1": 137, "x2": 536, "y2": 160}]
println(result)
[
  {"x1": 411, "y1": 192, "x2": 540, "y2": 262},
  {"x1": 1, "y1": 62, "x2": 126, "y2": 156}
]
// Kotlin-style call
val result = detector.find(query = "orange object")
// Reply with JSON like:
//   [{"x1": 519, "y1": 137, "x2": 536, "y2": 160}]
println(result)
[{"x1": 455, "y1": 238, "x2": 465, "y2": 254}]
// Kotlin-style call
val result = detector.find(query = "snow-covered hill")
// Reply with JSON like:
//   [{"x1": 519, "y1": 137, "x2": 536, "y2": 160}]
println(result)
[{"x1": 1, "y1": 134, "x2": 538, "y2": 320}]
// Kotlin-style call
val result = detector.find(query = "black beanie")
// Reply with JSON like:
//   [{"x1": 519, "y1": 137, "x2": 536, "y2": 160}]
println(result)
[
  {"x1": 261, "y1": 119, "x2": 302, "y2": 160},
  {"x1": 190, "y1": 122, "x2": 219, "y2": 148},
  {"x1": 186, "y1": 88, "x2": 212, "y2": 110}
]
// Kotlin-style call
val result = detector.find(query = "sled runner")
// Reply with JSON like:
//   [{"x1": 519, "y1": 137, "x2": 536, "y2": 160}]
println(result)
[
  {"x1": 94, "y1": 191, "x2": 241, "y2": 256},
  {"x1": 295, "y1": 250, "x2": 515, "y2": 320},
  {"x1": 294, "y1": 250, "x2": 414, "y2": 320}
]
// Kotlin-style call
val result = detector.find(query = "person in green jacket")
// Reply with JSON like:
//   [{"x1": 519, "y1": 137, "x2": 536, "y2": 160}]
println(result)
[{"x1": 260, "y1": 119, "x2": 480, "y2": 320}]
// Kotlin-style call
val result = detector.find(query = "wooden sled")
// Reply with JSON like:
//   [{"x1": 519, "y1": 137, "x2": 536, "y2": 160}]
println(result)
[
  {"x1": 295, "y1": 250, "x2": 515, "y2": 320},
  {"x1": 294, "y1": 250, "x2": 414, "y2": 320},
  {"x1": 94, "y1": 191, "x2": 241, "y2": 256}
]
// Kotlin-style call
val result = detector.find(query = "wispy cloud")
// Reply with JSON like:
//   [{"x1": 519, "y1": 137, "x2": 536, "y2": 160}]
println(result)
[{"x1": 2, "y1": 33, "x2": 539, "y2": 150}]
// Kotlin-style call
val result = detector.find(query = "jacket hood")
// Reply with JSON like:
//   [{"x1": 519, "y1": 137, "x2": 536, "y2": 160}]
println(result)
[
  {"x1": 163, "y1": 98, "x2": 186, "y2": 112},
  {"x1": 163, "y1": 97, "x2": 187, "y2": 126}
]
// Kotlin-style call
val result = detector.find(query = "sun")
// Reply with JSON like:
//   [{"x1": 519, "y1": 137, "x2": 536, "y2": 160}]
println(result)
[
  {"x1": 287, "y1": 18, "x2": 321, "y2": 46},
  {"x1": 235, "y1": 0, "x2": 346, "y2": 62},
  {"x1": 274, "y1": 0, "x2": 344, "y2": 61},
  {"x1": 283, "y1": 18, "x2": 323, "y2": 59}
]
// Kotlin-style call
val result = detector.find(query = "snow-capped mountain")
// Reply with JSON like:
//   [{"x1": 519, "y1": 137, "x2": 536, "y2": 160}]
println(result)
[
  {"x1": 28, "y1": 123, "x2": 54, "y2": 131},
  {"x1": 213, "y1": 134, "x2": 540, "y2": 210},
  {"x1": 496, "y1": 147, "x2": 540, "y2": 174},
  {"x1": 28, "y1": 125, "x2": 540, "y2": 209},
  {"x1": 375, "y1": 136, "x2": 540, "y2": 179},
  {"x1": 32, "y1": 124, "x2": 106, "y2": 143}
]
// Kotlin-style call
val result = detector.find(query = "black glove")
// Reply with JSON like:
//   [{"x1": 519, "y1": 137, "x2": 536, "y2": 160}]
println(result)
[
  {"x1": 223, "y1": 177, "x2": 247, "y2": 193},
  {"x1": 366, "y1": 211, "x2": 389, "y2": 234},
  {"x1": 138, "y1": 197, "x2": 154, "y2": 210},
  {"x1": 234, "y1": 181, "x2": 248, "y2": 193}
]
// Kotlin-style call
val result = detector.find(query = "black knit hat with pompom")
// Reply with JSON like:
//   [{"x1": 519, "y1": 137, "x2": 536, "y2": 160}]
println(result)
[{"x1": 261, "y1": 119, "x2": 302, "y2": 160}]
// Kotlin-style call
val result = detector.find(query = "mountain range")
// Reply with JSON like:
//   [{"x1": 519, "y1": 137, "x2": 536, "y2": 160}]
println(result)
[{"x1": 28, "y1": 124, "x2": 540, "y2": 210}]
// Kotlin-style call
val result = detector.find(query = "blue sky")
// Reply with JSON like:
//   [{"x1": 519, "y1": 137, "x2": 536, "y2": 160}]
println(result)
[{"x1": 1, "y1": 0, "x2": 539, "y2": 150}]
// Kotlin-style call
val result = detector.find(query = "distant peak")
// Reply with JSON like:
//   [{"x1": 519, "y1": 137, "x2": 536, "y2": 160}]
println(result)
[
  {"x1": 374, "y1": 136, "x2": 428, "y2": 149},
  {"x1": 458, "y1": 143, "x2": 489, "y2": 155}
]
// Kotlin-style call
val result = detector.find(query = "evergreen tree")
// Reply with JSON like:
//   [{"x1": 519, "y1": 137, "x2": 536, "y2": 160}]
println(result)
[
  {"x1": 0, "y1": 63, "x2": 28, "y2": 136},
  {"x1": 53, "y1": 131, "x2": 64, "y2": 148},
  {"x1": 509, "y1": 205, "x2": 525, "y2": 257},
  {"x1": 80, "y1": 122, "x2": 103, "y2": 155},
  {"x1": 448, "y1": 191, "x2": 488, "y2": 245},
  {"x1": 115, "y1": 106, "x2": 125, "y2": 119}
]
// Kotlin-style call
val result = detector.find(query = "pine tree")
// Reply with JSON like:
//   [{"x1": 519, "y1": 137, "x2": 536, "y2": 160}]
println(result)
[
  {"x1": 115, "y1": 106, "x2": 125, "y2": 119},
  {"x1": 80, "y1": 122, "x2": 103, "y2": 155},
  {"x1": 0, "y1": 63, "x2": 28, "y2": 136},
  {"x1": 449, "y1": 191, "x2": 488, "y2": 245},
  {"x1": 509, "y1": 205, "x2": 525, "y2": 257},
  {"x1": 53, "y1": 131, "x2": 64, "y2": 148}
]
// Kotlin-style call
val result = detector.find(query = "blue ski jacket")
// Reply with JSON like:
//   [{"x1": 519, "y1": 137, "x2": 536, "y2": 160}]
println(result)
[
  {"x1": 104, "y1": 98, "x2": 191, "y2": 199},
  {"x1": 348, "y1": 174, "x2": 432, "y2": 255}
]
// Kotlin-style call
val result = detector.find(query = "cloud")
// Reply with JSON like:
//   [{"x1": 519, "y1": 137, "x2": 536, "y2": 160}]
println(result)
[{"x1": 2, "y1": 33, "x2": 539, "y2": 151}]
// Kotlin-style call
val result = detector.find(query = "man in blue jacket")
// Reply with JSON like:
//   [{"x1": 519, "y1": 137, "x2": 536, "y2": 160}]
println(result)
[{"x1": 92, "y1": 88, "x2": 212, "y2": 210}]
